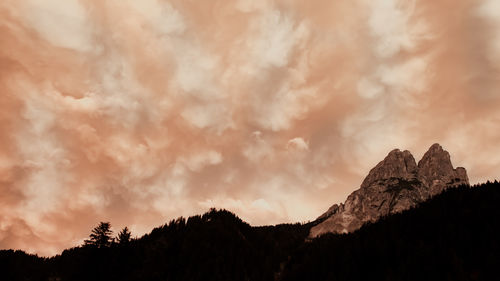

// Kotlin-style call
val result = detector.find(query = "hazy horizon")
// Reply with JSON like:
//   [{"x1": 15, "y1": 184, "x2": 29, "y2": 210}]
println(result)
[{"x1": 1, "y1": 0, "x2": 499, "y2": 256}]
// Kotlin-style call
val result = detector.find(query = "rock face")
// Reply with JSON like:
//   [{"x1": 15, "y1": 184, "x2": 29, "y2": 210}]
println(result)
[
  {"x1": 417, "y1": 143, "x2": 468, "y2": 197},
  {"x1": 310, "y1": 144, "x2": 469, "y2": 237}
]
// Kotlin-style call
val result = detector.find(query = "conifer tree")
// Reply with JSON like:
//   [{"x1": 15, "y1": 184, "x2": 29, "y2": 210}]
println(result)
[
  {"x1": 117, "y1": 227, "x2": 132, "y2": 244},
  {"x1": 84, "y1": 222, "x2": 113, "y2": 248}
]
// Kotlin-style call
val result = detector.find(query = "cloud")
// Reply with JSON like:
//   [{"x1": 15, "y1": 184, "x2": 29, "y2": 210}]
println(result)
[
  {"x1": 123, "y1": 0, "x2": 185, "y2": 36},
  {"x1": 179, "y1": 150, "x2": 223, "y2": 172},
  {"x1": 477, "y1": 0, "x2": 500, "y2": 64},
  {"x1": 287, "y1": 137, "x2": 309, "y2": 151},
  {"x1": 376, "y1": 56, "x2": 429, "y2": 96},
  {"x1": 357, "y1": 77, "x2": 383, "y2": 99},
  {"x1": 252, "y1": 84, "x2": 319, "y2": 131},
  {"x1": 247, "y1": 10, "x2": 305, "y2": 69},
  {"x1": 235, "y1": 0, "x2": 270, "y2": 13},
  {"x1": 13, "y1": 0, "x2": 94, "y2": 52},
  {"x1": 243, "y1": 131, "x2": 275, "y2": 163},
  {"x1": 366, "y1": 0, "x2": 428, "y2": 58},
  {"x1": 0, "y1": 0, "x2": 499, "y2": 256}
]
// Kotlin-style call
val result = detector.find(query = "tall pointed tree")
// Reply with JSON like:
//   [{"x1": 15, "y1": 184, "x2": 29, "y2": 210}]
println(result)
[
  {"x1": 84, "y1": 222, "x2": 113, "y2": 248},
  {"x1": 117, "y1": 227, "x2": 132, "y2": 244}
]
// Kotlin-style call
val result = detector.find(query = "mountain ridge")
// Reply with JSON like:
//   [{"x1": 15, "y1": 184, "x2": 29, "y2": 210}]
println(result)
[
  {"x1": 281, "y1": 181, "x2": 500, "y2": 281},
  {"x1": 2, "y1": 181, "x2": 499, "y2": 281},
  {"x1": 310, "y1": 143, "x2": 469, "y2": 237}
]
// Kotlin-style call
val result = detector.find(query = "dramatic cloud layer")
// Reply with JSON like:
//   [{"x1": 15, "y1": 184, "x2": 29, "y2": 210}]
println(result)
[{"x1": 0, "y1": 0, "x2": 499, "y2": 256}]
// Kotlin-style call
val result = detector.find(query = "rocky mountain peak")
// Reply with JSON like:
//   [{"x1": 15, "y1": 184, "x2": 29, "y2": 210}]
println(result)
[
  {"x1": 418, "y1": 143, "x2": 453, "y2": 179},
  {"x1": 360, "y1": 148, "x2": 417, "y2": 189},
  {"x1": 418, "y1": 143, "x2": 469, "y2": 196},
  {"x1": 310, "y1": 144, "x2": 469, "y2": 238}
]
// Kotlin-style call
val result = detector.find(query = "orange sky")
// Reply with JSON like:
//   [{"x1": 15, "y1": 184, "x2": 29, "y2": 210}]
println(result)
[{"x1": 1, "y1": 0, "x2": 499, "y2": 256}]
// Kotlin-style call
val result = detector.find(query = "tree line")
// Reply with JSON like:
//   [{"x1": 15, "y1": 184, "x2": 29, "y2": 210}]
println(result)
[
  {"x1": 1, "y1": 181, "x2": 499, "y2": 281},
  {"x1": 84, "y1": 222, "x2": 132, "y2": 248}
]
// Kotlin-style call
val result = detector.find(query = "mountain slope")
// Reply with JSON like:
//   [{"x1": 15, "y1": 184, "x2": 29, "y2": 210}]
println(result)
[
  {"x1": 281, "y1": 181, "x2": 500, "y2": 281},
  {"x1": 1, "y1": 209, "x2": 313, "y2": 281},
  {"x1": 310, "y1": 143, "x2": 469, "y2": 237},
  {"x1": 1, "y1": 181, "x2": 499, "y2": 281}
]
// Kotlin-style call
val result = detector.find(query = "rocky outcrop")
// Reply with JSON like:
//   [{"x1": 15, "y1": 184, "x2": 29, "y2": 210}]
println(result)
[
  {"x1": 417, "y1": 143, "x2": 469, "y2": 197},
  {"x1": 360, "y1": 149, "x2": 418, "y2": 188},
  {"x1": 310, "y1": 144, "x2": 469, "y2": 237}
]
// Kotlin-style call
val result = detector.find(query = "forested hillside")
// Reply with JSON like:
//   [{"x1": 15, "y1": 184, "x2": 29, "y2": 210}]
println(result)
[
  {"x1": 281, "y1": 181, "x2": 500, "y2": 281},
  {"x1": 1, "y1": 181, "x2": 499, "y2": 281}
]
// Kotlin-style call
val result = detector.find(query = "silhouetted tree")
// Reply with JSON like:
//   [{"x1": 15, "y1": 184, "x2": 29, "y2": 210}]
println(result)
[
  {"x1": 84, "y1": 222, "x2": 113, "y2": 248},
  {"x1": 2, "y1": 181, "x2": 500, "y2": 281},
  {"x1": 117, "y1": 227, "x2": 131, "y2": 244}
]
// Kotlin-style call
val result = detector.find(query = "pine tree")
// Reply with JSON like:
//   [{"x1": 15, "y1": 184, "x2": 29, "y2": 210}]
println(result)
[
  {"x1": 84, "y1": 222, "x2": 113, "y2": 248},
  {"x1": 117, "y1": 227, "x2": 132, "y2": 244}
]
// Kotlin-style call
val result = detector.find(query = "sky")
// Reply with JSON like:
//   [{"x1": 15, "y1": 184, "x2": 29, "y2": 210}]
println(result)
[{"x1": 0, "y1": 0, "x2": 499, "y2": 256}]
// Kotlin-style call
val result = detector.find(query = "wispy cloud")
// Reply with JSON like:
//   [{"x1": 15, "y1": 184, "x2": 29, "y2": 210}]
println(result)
[{"x1": 0, "y1": 0, "x2": 498, "y2": 256}]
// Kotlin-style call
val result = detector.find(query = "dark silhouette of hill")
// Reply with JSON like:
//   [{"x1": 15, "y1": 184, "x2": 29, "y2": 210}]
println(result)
[
  {"x1": 0, "y1": 250, "x2": 48, "y2": 281},
  {"x1": 281, "y1": 181, "x2": 500, "y2": 281},
  {"x1": 1, "y1": 181, "x2": 499, "y2": 281},
  {"x1": 1, "y1": 209, "x2": 313, "y2": 281}
]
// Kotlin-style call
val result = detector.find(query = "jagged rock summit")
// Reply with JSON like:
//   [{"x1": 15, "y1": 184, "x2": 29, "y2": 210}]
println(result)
[{"x1": 310, "y1": 143, "x2": 469, "y2": 238}]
